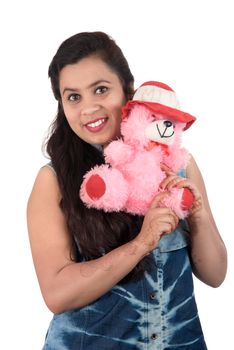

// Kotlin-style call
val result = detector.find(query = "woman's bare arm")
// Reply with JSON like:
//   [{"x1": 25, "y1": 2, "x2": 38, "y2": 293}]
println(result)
[
  {"x1": 161, "y1": 156, "x2": 227, "y2": 287},
  {"x1": 27, "y1": 166, "x2": 178, "y2": 314},
  {"x1": 186, "y1": 156, "x2": 227, "y2": 287}
]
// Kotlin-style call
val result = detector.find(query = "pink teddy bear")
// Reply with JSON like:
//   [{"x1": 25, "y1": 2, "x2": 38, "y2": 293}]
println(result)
[{"x1": 80, "y1": 81, "x2": 196, "y2": 219}]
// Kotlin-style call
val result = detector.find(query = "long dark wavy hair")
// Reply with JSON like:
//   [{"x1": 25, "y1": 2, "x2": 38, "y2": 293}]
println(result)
[{"x1": 45, "y1": 31, "x2": 152, "y2": 282}]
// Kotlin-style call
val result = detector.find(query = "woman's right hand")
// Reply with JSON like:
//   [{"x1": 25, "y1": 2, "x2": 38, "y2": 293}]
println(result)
[{"x1": 134, "y1": 192, "x2": 179, "y2": 255}]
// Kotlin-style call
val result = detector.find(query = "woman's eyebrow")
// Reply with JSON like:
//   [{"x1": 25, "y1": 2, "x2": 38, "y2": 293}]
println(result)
[
  {"x1": 62, "y1": 87, "x2": 78, "y2": 95},
  {"x1": 62, "y1": 80, "x2": 111, "y2": 96},
  {"x1": 88, "y1": 79, "x2": 111, "y2": 88}
]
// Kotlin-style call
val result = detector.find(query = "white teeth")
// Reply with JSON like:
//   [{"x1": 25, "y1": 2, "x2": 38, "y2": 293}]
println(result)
[{"x1": 87, "y1": 118, "x2": 105, "y2": 128}]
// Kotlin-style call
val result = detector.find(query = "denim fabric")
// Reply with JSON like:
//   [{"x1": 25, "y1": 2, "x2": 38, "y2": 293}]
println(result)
[
  {"x1": 43, "y1": 168, "x2": 207, "y2": 349},
  {"x1": 42, "y1": 222, "x2": 207, "y2": 350}
]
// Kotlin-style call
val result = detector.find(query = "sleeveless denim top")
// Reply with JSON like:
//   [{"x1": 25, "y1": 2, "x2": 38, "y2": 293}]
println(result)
[{"x1": 42, "y1": 167, "x2": 207, "y2": 350}]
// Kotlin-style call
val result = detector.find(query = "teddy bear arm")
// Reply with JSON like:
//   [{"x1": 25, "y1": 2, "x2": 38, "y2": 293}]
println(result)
[
  {"x1": 104, "y1": 140, "x2": 134, "y2": 166},
  {"x1": 164, "y1": 148, "x2": 190, "y2": 172}
]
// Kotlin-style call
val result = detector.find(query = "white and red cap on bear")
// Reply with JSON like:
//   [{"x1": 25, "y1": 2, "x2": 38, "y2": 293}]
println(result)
[{"x1": 122, "y1": 81, "x2": 196, "y2": 130}]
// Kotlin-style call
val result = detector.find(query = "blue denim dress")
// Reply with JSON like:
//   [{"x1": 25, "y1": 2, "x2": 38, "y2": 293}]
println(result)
[{"x1": 42, "y1": 221, "x2": 207, "y2": 350}]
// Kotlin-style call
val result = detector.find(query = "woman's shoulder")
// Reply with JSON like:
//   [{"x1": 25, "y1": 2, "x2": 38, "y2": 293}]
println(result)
[
  {"x1": 28, "y1": 163, "x2": 61, "y2": 208},
  {"x1": 42, "y1": 162, "x2": 57, "y2": 175},
  {"x1": 37, "y1": 163, "x2": 58, "y2": 187}
]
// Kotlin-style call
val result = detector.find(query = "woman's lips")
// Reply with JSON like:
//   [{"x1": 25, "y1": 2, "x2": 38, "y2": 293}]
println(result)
[{"x1": 85, "y1": 117, "x2": 108, "y2": 133}]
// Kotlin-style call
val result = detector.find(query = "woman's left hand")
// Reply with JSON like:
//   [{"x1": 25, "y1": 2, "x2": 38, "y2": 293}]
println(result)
[{"x1": 160, "y1": 163, "x2": 203, "y2": 217}]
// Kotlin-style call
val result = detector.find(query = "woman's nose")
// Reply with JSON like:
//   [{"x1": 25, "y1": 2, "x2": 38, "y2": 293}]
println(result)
[{"x1": 81, "y1": 98, "x2": 101, "y2": 115}]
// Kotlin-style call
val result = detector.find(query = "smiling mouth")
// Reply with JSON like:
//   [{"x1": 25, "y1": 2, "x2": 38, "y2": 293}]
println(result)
[
  {"x1": 156, "y1": 124, "x2": 174, "y2": 138},
  {"x1": 85, "y1": 117, "x2": 108, "y2": 132}
]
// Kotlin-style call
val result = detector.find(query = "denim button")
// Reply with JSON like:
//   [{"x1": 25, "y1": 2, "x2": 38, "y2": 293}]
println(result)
[
  {"x1": 150, "y1": 292, "x2": 157, "y2": 300},
  {"x1": 151, "y1": 333, "x2": 158, "y2": 340}
]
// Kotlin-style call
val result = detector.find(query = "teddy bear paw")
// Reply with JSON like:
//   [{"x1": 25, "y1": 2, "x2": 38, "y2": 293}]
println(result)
[
  {"x1": 80, "y1": 165, "x2": 130, "y2": 212},
  {"x1": 181, "y1": 188, "x2": 194, "y2": 210},
  {"x1": 160, "y1": 187, "x2": 194, "y2": 219},
  {"x1": 85, "y1": 174, "x2": 106, "y2": 200}
]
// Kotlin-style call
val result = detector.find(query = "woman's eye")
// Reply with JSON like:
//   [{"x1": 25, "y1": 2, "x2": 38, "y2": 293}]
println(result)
[
  {"x1": 68, "y1": 94, "x2": 80, "y2": 102},
  {"x1": 95, "y1": 86, "x2": 108, "y2": 94}
]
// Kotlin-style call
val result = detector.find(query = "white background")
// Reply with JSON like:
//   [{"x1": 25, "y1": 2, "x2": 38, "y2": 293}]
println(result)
[{"x1": 1, "y1": 0, "x2": 233, "y2": 349}]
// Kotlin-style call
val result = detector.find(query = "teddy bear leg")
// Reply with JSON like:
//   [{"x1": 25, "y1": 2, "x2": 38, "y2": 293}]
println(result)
[{"x1": 80, "y1": 165, "x2": 129, "y2": 212}]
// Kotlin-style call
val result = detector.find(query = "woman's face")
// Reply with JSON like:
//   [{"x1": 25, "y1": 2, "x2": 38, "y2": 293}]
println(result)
[{"x1": 59, "y1": 56, "x2": 127, "y2": 146}]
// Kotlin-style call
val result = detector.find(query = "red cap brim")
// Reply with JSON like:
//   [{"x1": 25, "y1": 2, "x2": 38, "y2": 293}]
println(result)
[{"x1": 122, "y1": 100, "x2": 196, "y2": 130}]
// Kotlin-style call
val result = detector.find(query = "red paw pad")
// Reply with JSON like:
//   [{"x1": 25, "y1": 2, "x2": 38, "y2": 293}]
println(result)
[
  {"x1": 86, "y1": 175, "x2": 106, "y2": 200},
  {"x1": 181, "y1": 188, "x2": 194, "y2": 210}
]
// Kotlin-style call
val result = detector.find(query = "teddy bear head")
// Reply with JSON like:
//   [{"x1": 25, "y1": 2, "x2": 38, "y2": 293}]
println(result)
[
  {"x1": 121, "y1": 81, "x2": 196, "y2": 151},
  {"x1": 121, "y1": 104, "x2": 186, "y2": 151}
]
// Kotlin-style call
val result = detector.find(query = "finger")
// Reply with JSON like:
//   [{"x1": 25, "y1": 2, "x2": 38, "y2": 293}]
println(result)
[
  {"x1": 190, "y1": 197, "x2": 202, "y2": 210},
  {"x1": 150, "y1": 191, "x2": 171, "y2": 209},
  {"x1": 161, "y1": 222, "x2": 174, "y2": 235},
  {"x1": 162, "y1": 216, "x2": 178, "y2": 233},
  {"x1": 160, "y1": 175, "x2": 179, "y2": 190},
  {"x1": 174, "y1": 179, "x2": 192, "y2": 189},
  {"x1": 170, "y1": 212, "x2": 179, "y2": 229},
  {"x1": 164, "y1": 212, "x2": 179, "y2": 230},
  {"x1": 150, "y1": 207, "x2": 179, "y2": 230},
  {"x1": 165, "y1": 177, "x2": 185, "y2": 190},
  {"x1": 160, "y1": 163, "x2": 173, "y2": 173}
]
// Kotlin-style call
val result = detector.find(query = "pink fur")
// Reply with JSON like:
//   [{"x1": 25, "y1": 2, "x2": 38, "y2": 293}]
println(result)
[
  {"x1": 121, "y1": 106, "x2": 154, "y2": 149},
  {"x1": 160, "y1": 188, "x2": 188, "y2": 219},
  {"x1": 80, "y1": 104, "x2": 192, "y2": 218},
  {"x1": 80, "y1": 165, "x2": 129, "y2": 212}
]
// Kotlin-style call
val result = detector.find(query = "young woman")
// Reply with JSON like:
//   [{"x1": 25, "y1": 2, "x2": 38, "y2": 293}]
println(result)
[{"x1": 27, "y1": 31, "x2": 227, "y2": 349}]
